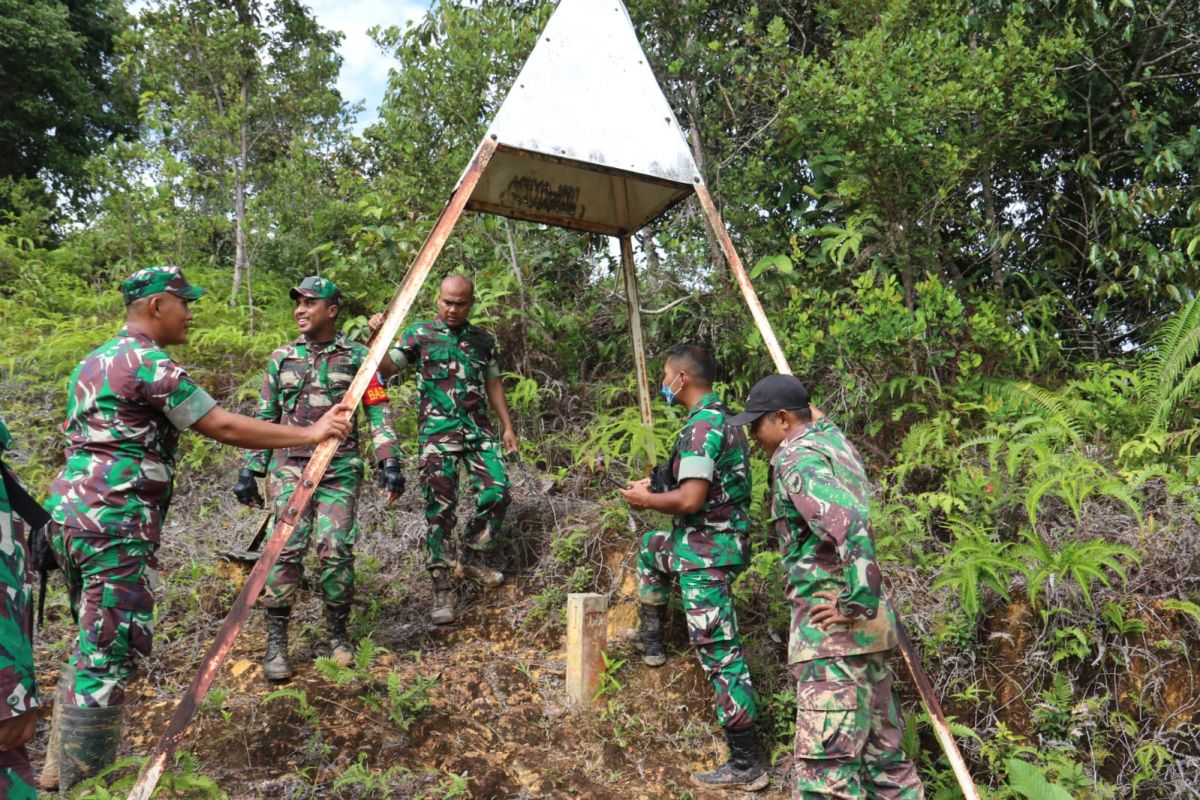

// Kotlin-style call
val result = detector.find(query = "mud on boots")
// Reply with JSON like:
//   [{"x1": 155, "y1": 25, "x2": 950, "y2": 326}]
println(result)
[
  {"x1": 429, "y1": 567, "x2": 457, "y2": 625},
  {"x1": 457, "y1": 544, "x2": 505, "y2": 588},
  {"x1": 325, "y1": 603, "x2": 354, "y2": 667},
  {"x1": 691, "y1": 725, "x2": 770, "y2": 791},
  {"x1": 263, "y1": 606, "x2": 293, "y2": 682}
]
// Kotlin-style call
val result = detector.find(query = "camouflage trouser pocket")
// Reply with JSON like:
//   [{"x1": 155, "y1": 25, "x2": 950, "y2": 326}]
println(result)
[
  {"x1": 794, "y1": 679, "x2": 868, "y2": 761},
  {"x1": 87, "y1": 581, "x2": 155, "y2": 669}
]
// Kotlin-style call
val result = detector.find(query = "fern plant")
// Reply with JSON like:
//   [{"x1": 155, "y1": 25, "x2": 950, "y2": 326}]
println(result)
[
  {"x1": 1011, "y1": 529, "x2": 1138, "y2": 609},
  {"x1": 931, "y1": 519, "x2": 1013, "y2": 617}
]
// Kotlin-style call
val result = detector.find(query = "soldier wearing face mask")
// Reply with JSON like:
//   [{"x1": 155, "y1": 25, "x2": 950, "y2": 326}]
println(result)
[{"x1": 617, "y1": 343, "x2": 767, "y2": 792}]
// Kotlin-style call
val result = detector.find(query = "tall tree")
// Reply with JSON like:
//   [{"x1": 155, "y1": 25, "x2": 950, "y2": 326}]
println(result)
[
  {"x1": 0, "y1": 0, "x2": 137, "y2": 205},
  {"x1": 125, "y1": 0, "x2": 350, "y2": 303}
]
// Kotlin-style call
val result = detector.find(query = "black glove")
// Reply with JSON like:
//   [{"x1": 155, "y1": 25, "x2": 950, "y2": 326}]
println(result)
[
  {"x1": 376, "y1": 458, "x2": 405, "y2": 494},
  {"x1": 233, "y1": 469, "x2": 264, "y2": 507}
]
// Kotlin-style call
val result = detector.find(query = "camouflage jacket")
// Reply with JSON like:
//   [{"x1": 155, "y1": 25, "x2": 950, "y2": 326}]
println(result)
[
  {"x1": 387, "y1": 319, "x2": 501, "y2": 446},
  {"x1": 769, "y1": 417, "x2": 898, "y2": 664},
  {"x1": 665, "y1": 391, "x2": 752, "y2": 571},
  {"x1": 46, "y1": 327, "x2": 218, "y2": 543},
  {"x1": 244, "y1": 334, "x2": 399, "y2": 473},
  {"x1": 1, "y1": 416, "x2": 42, "y2": 721}
]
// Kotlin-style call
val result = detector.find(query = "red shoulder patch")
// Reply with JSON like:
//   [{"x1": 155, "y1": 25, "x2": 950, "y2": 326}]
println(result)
[{"x1": 363, "y1": 373, "x2": 389, "y2": 406}]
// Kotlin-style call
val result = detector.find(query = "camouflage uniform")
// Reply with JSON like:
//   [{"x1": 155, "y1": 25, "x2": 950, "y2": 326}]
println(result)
[
  {"x1": 388, "y1": 319, "x2": 510, "y2": 571},
  {"x1": 636, "y1": 391, "x2": 757, "y2": 731},
  {"x1": 769, "y1": 418, "x2": 922, "y2": 799},
  {"x1": 0, "y1": 416, "x2": 40, "y2": 799},
  {"x1": 45, "y1": 324, "x2": 217, "y2": 707},
  {"x1": 244, "y1": 334, "x2": 399, "y2": 608}
]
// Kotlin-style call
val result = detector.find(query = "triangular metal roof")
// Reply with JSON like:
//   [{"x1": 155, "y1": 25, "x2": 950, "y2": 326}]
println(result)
[{"x1": 463, "y1": 0, "x2": 702, "y2": 236}]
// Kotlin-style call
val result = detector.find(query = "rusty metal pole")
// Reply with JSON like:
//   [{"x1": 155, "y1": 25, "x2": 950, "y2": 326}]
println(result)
[
  {"x1": 693, "y1": 183, "x2": 982, "y2": 800},
  {"x1": 693, "y1": 184, "x2": 791, "y2": 375},
  {"x1": 895, "y1": 618, "x2": 982, "y2": 800},
  {"x1": 619, "y1": 235, "x2": 653, "y2": 433},
  {"x1": 125, "y1": 135, "x2": 500, "y2": 800}
]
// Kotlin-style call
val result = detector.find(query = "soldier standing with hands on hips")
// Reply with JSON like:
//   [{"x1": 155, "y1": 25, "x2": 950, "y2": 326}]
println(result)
[
  {"x1": 233, "y1": 276, "x2": 403, "y2": 683},
  {"x1": 39, "y1": 266, "x2": 351, "y2": 792},
  {"x1": 369, "y1": 274, "x2": 518, "y2": 625},
  {"x1": 732, "y1": 374, "x2": 923, "y2": 800},
  {"x1": 617, "y1": 343, "x2": 768, "y2": 792}
]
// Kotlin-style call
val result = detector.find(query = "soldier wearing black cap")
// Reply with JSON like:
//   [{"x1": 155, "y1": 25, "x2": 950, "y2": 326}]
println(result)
[{"x1": 733, "y1": 375, "x2": 923, "y2": 800}]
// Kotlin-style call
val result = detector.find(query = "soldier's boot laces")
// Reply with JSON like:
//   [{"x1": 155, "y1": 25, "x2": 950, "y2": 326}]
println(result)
[
  {"x1": 326, "y1": 604, "x2": 354, "y2": 667},
  {"x1": 58, "y1": 701, "x2": 124, "y2": 793},
  {"x1": 37, "y1": 665, "x2": 74, "y2": 790},
  {"x1": 263, "y1": 607, "x2": 293, "y2": 683},
  {"x1": 430, "y1": 568, "x2": 457, "y2": 625},
  {"x1": 634, "y1": 602, "x2": 667, "y2": 667},
  {"x1": 690, "y1": 725, "x2": 770, "y2": 791},
  {"x1": 459, "y1": 545, "x2": 505, "y2": 588}
]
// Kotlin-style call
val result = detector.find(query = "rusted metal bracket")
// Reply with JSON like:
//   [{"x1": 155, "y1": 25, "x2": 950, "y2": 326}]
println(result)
[
  {"x1": 126, "y1": 135, "x2": 499, "y2": 800},
  {"x1": 693, "y1": 183, "x2": 791, "y2": 375}
]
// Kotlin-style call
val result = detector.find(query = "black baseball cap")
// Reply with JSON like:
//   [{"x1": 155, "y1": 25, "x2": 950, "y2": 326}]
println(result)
[{"x1": 728, "y1": 374, "x2": 811, "y2": 427}]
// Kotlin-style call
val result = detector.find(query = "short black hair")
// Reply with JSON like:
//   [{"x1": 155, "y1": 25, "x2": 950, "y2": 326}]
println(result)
[{"x1": 664, "y1": 342, "x2": 715, "y2": 385}]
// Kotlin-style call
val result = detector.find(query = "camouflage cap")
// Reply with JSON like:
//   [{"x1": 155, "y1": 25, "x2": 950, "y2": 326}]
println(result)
[
  {"x1": 121, "y1": 266, "x2": 206, "y2": 305},
  {"x1": 290, "y1": 276, "x2": 341, "y2": 301}
]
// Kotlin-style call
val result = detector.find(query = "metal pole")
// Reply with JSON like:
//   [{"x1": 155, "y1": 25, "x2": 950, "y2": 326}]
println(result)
[
  {"x1": 619, "y1": 235, "x2": 653, "y2": 432},
  {"x1": 692, "y1": 184, "x2": 791, "y2": 375},
  {"x1": 695, "y1": 182, "x2": 981, "y2": 799},
  {"x1": 125, "y1": 135, "x2": 500, "y2": 800}
]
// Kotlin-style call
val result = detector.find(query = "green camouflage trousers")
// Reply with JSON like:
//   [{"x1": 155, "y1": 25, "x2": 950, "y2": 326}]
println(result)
[
  {"x1": 0, "y1": 761, "x2": 36, "y2": 800},
  {"x1": 638, "y1": 530, "x2": 758, "y2": 731},
  {"x1": 262, "y1": 456, "x2": 363, "y2": 609},
  {"x1": 49, "y1": 522, "x2": 157, "y2": 708},
  {"x1": 419, "y1": 439, "x2": 510, "y2": 572},
  {"x1": 792, "y1": 652, "x2": 924, "y2": 800}
]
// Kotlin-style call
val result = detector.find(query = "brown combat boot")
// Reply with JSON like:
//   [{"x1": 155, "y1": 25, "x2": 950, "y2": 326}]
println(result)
[
  {"x1": 325, "y1": 604, "x2": 354, "y2": 667},
  {"x1": 458, "y1": 546, "x2": 505, "y2": 587},
  {"x1": 263, "y1": 606, "x2": 293, "y2": 682},
  {"x1": 430, "y1": 567, "x2": 457, "y2": 625}
]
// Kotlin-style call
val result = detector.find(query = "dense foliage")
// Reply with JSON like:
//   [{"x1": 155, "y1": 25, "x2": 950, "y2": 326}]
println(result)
[{"x1": 1, "y1": 0, "x2": 1198, "y2": 797}]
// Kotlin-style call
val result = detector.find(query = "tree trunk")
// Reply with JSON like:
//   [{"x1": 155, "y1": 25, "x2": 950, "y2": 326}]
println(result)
[{"x1": 231, "y1": 83, "x2": 250, "y2": 307}]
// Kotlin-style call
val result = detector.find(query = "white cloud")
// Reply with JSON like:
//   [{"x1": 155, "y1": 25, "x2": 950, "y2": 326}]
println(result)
[{"x1": 305, "y1": 0, "x2": 432, "y2": 130}]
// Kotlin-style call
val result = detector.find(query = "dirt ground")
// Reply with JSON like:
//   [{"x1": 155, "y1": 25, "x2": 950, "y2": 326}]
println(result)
[{"x1": 28, "y1": 473, "x2": 796, "y2": 799}]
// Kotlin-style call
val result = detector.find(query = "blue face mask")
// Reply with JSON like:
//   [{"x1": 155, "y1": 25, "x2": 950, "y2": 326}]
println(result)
[{"x1": 660, "y1": 372, "x2": 683, "y2": 406}]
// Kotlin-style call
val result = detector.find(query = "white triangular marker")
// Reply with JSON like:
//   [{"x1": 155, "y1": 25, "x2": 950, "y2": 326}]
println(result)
[{"x1": 465, "y1": 0, "x2": 702, "y2": 235}]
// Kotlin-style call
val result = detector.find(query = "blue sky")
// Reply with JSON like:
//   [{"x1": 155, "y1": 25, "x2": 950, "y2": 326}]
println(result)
[{"x1": 306, "y1": 0, "x2": 433, "y2": 131}]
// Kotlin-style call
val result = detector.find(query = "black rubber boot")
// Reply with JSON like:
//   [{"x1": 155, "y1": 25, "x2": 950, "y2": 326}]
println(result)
[
  {"x1": 325, "y1": 604, "x2": 354, "y2": 667},
  {"x1": 430, "y1": 567, "x2": 457, "y2": 625},
  {"x1": 263, "y1": 606, "x2": 293, "y2": 682},
  {"x1": 58, "y1": 702, "x2": 124, "y2": 793},
  {"x1": 635, "y1": 603, "x2": 667, "y2": 667},
  {"x1": 37, "y1": 665, "x2": 74, "y2": 791},
  {"x1": 459, "y1": 546, "x2": 505, "y2": 587},
  {"x1": 690, "y1": 725, "x2": 769, "y2": 791}
]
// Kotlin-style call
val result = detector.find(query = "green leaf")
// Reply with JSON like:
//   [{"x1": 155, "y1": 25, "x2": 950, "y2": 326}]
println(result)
[{"x1": 1005, "y1": 758, "x2": 1075, "y2": 800}]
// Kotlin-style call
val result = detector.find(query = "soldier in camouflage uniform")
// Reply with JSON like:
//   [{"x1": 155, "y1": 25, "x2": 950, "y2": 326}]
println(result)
[
  {"x1": 41, "y1": 266, "x2": 351, "y2": 791},
  {"x1": 734, "y1": 374, "x2": 923, "y2": 800},
  {"x1": 370, "y1": 274, "x2": 518, "y2": 625},
  {"x1": 618, "y1": 343, "x2": 767, "y2": 792},
  {"x1": 233, "y1": 276, "x2": 403, "y2": 681},
  {"x1": 0, "y1": 416, "x2": 40, "y2": 800}
]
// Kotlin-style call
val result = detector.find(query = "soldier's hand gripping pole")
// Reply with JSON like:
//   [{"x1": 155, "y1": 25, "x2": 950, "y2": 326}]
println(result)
[{"x1": 126, "y1": 135, "x2": 500, "y2": 800}]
